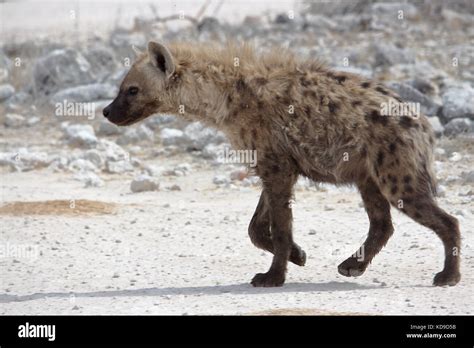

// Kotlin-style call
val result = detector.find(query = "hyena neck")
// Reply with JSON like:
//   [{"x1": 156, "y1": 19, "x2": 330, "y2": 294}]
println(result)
[{"x1": 174, "y1": 72, "x2": 232, "y2": 129}]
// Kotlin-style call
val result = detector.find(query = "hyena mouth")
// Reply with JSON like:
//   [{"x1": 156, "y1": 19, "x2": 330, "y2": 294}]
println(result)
[{"x1": 116, "y1": 117, "x2": 142, "y2": 127}]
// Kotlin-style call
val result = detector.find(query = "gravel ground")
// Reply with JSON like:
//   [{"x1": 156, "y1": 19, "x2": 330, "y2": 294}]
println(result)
[{"x1": 1, "y1": 148, "x2": 472, "y2": 315}]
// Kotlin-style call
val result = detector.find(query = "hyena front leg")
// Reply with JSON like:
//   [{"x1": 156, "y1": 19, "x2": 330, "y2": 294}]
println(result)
[
  {"x1": 249, "y1": 190, "x2": 307, "y2": 266},
  {"x1": 338, "y1": 177, "x2": 394, "y2": 277},
  {"x1": 251, "y1": 165, "x2": 298, "y2": 287}
]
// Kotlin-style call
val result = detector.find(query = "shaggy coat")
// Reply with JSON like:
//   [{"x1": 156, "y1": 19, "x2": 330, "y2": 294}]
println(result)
[{"x1": 103, "y1": 42, "x2": 461, "y2": 287}]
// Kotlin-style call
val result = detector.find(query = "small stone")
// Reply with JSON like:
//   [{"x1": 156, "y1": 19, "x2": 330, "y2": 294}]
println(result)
[
  {"x1": 130, "y1": 174, "x2": 159, "y2": 193},
  {"x1": 213, "y1": 175, "x2": 229, "y2": 185},
  {"x1": 4, "y1": 113, "x2": 26, "y2": 128},
  {"x1": 449, "y1": 152, "x2": 462, "y2": 162},
  {"x1": 63, "y1": 124, "x2": 98, "y2": 148},
  {"x1": 0, "y1": 84, "x2": 15, "y2": 102},
  {"x1": 444, "y1": 118, "x2": 473, "y2": 136},
  {"x1": 160, "y1": 128, "x2": 184, "y2": 146},
  {"x1": 427, "y1": 117, "x2": 444, "y2": 136},
  {"x1": 169, "y1": 184, "x2": 181, "y2": 191},
  {"x1": 462, "y1": 171, "x2": 474, "y2": 184},
  {"x1": 97, "y1": 119, "x2": 121, "y2": 136}
]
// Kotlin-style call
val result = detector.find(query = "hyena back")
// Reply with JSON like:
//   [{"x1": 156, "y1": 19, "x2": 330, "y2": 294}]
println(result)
[{"x1": 104, "y1": 42, "x2": 461, "y2": 287}]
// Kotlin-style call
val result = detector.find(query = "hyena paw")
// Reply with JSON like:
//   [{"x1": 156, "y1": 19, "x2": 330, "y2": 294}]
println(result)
[
  {"x1": 251, "y1": 271, "x2": 285, "y2": 287},
  {"x1": 433, "y1": 270, "x2": 461, "y2": 287},
  {"x1": 290, "y1": 246, "x2": 306, "y2": 266},
  {"x1": 337, "y1": 257, "x2": 368, "y2": 277}
]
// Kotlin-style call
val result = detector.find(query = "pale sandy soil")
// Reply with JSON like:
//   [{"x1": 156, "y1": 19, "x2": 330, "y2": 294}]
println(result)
[{"x1": 0, "y1": 152, "x2": 473, "y2": 315}]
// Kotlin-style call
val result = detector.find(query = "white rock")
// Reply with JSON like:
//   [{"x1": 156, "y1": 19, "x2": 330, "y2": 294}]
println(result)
[
  {"x1": 444, "y1": 118, "x2": 473, "y2": 136},
  {"x1": 437, "y1": 184, "x2": 446, "y2": 197},
  {"x1": 63, "y1": 124, "x2": 98, "y2": 148},
  {"x1": 374, "y1": 43, "x2": 415, "y2": 67},
  {"x1": 441, "y1": 84, "x2": 474, "y2": 120},
  {"x1": 0, "y1": 84, "x2": 15, "y2": 102},
  {"x1": 68, "y1": 158, "x2": 97, "y2": 172},
  {"x1": 4, "y1": 113, "x2": 26, "y2": 128},
  {"x1": 213, "y1": 174, "x2": 229, "y2": 185},
  {"x1": 106, "y1": 160, "x2": 133, "y2": 174},
  {"x1": 449, "y1": 152, "x2": 462, "y2": 162},
  {"x1": 51, "y1": 83, "x2": 117, "y2": 103},
  {"x1": 160, "y1": 128, "x2": 184, "y2": 146},
  {"x1": 434, "y1": 148, "x2": 446, "y2": 157},
  {"x1": 183, "y1": 122, "x2": 226, "y2": 150},
  {"x1": 427, "y1": 117, "x2": 444, "y2": 135},
  {"x1": 130, "y1": 175, "x2": 159, "y2": 193},
  {"x1": 33, "y1": 48, "x2": 94, "y2": 96},
  {"x1": 96, "y1": 139, "x2": 128, "y2": 162},
  {"x1": 74, "y1": 171, "x2": 104, "y2": 187},
  {"x1": 27, "y1": 116, "x2": 41, "y2": 127},
  {"x1": 97, "y1": 120, "x2": 122, "y2": 136},
  {"x1": 462, "y1": 170, "x2": 474, "y2": 184},
  {"x1": 82, "y1": 149, "x2": 104, "y2": 169},
  {"x1": 117, "y1": 125, "x2": 154, "y2": 145}
]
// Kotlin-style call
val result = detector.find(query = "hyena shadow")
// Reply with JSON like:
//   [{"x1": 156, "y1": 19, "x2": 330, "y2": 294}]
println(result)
[{"x1": 0, "y1": 281, "x2": 383, "y2": 303}]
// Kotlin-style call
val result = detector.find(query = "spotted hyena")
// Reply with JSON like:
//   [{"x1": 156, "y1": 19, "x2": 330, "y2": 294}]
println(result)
[{"x1": 103, "y1": 41, "x2": 461, "y2": 287}]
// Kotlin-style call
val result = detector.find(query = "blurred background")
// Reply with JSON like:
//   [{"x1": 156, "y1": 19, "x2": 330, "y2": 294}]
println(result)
[{"x1": 0, "y1": 0, "x2": 473, "y2": 186}]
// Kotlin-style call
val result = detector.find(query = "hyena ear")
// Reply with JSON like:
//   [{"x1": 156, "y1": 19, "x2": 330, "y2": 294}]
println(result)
[{"x1": 147, "y1": 41, "x2": 175, "y2": 78}]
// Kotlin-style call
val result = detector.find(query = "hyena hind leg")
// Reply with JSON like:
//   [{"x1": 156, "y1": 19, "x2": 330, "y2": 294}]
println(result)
[
  {"x1": 392, "y1": 194, "x2": 461, "y2": 286},
  {"x1": 249, "y1": 190, "x2": 307, "y2": 266},
  {"x1": 338, "y1": 178, "x2": 394, "y2": 277}
]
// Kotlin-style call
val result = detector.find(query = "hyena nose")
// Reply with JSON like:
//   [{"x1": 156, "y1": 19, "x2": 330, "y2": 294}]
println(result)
[{"x1": 103, "y1": 106, "x2": 110, "y2": 118}]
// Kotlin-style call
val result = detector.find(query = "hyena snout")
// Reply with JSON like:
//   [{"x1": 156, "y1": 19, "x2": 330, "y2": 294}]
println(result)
[{"x1": 102, "y1": 105, "x2": 111, "y2": 118}]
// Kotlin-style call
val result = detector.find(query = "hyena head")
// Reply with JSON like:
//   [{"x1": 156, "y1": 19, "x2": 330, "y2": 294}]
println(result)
[{"x1": 103, "y1": 41, "x2": 177, "y2": 126}]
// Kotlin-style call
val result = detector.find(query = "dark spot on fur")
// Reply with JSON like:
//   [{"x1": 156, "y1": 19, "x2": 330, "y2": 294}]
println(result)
[
  {"x1": 251, "y1": 128, "x2": 258, "y2": 139},
  {"x1": 367, "y1": 110, "x2": 388, "y2": 125},
  {"x1": 303, "y1": 89, "x2": 317, "y2": 98},
  {"x1": 389, "y1": 143, "x2": 397, "y2": 154},
  {"x1": 377, "y1": 151, "x2": 384, "y2": 167},
  {"x1": 391, "y1": 185, "x2": 398, "y2": 194},
  {"x1": 376, "y1": 86, "x2": 389, "y2": 95},
  {"x1": 328, "y1": 101, "x2": 338, "y2": 114},
  {"x1": 435, "y1": 210, "x2": 457, "y2": 230},
  {"x1": 236, "y1": 78, "x2": 246, "y2": 93},
  {"x1": 271, "y1": 164, "x2": 280, "y2": 174},
  {"x1": 300, "y1": 77, "x2": 311, "y2": 87},
  {"x1": 360, "y1": 146, "x2": 368, "y2": 158},
  {"x1": 399, "y1": 116, "x2": 413, "y2": 128},
  {"x1": 414, "y1": 212, "x2": 422, "y2": 219},
  {"x1": 255, "y1": 77, "x2": 268, "y2": 85},
  {"x1": 334, "y1": 75, "x2": 347, "y2": 84},
  {"x1": 361, "y1": 82, "x2": 370, "y2": 88},
  {"x1": 404, "y1": 185, "x2": 414, "y2": 194},
  {"x1": 387, "y1": 174, "x2": 397, "y2": 185},
  {"x1": 352, "y1": 100, "x2": 362, "y2": 107},
  {"x1": 403, "y1": 175, "x2": 412, "y2": 184}
]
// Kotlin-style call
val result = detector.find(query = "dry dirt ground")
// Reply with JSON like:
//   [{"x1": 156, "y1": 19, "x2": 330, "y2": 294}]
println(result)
[{"x1": 0, "y1": 141, "x2": 473, "y2": 315}]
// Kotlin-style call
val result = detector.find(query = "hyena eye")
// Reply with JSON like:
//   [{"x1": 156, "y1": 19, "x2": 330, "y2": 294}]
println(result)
[{"x1": 128, "y1": 87, "x2": 139, "y2": 95}]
